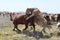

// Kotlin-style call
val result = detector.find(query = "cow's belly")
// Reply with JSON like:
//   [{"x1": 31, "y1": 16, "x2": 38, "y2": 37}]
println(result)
[{"x1": 13, "y1": 16, "x2": 26, "y2": 24}]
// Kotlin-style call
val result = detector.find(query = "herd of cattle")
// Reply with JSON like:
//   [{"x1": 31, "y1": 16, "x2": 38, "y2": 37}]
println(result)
[{"x1": 0, "y1": 8, "x2": 60, "y2": 22}]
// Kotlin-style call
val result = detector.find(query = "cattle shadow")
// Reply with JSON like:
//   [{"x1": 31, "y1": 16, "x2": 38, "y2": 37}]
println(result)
[{"x1": 14, "y1": 30, "x2": 51, "y2": 40}]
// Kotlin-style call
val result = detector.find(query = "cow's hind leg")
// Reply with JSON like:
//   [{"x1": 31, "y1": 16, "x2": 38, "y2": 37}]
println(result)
[
  {"x1": 42, "y1": 27, "x2": 47, "y2": 33},
  {"x1": 23, "y1": 24, "x2": 28, "y2": 31}
]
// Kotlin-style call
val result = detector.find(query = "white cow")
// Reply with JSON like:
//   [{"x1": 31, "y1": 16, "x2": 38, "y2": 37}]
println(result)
[{"x1": 56, "y1": 22, "x2": 60, "y2": 32}]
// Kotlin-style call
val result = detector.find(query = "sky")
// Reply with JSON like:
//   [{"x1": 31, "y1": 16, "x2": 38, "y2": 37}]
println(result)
[{"x1": 0, "y1": 0, "x2": 60, "y2": 13}]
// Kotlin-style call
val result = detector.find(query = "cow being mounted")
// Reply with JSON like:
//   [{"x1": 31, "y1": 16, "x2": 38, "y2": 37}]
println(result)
[{"x1": 25, "y1": 8, "x2": 49, "y2": 33}]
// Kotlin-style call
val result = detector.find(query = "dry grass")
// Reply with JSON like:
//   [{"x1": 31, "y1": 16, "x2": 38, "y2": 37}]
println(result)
[{"x1": 0, "y1": 15, "x2": 60, "y2": 40}]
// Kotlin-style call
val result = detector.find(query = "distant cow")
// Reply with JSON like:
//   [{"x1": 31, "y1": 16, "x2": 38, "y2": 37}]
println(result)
[
  {"x1": 48, "y1": 14, "x2": 58, "y2": 22},
  {"x1": 57, "y1": 14, "x2": 60, "y2": 22},
  {"x1": 50, "y1": 14, "x2": 57, "y2": 22}
]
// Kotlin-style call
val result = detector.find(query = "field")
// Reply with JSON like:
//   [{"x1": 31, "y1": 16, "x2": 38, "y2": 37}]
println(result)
[{"x1": 0, "y1": 15, "x2": 60, "y2": 40}]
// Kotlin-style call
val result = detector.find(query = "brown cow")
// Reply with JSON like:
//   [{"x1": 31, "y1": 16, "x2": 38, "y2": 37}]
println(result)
[{"x1": 10, "y1": 12, "x2": 35, "y2": 32}]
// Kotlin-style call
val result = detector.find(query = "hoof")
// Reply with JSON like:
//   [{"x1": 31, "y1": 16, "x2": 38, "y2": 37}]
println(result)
[
  {"x1": 33, "y1": 30, "x2": 35, "y2": 33},
  {"x1": 50, "y1": 33, "x2": 53, "y2": 36},
  {"x1": 13, "y1": 29, "x2": 15, "y2": 31},
  {"x1": 18, "y1": 30, "x2": 21, "y2": 32}
]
